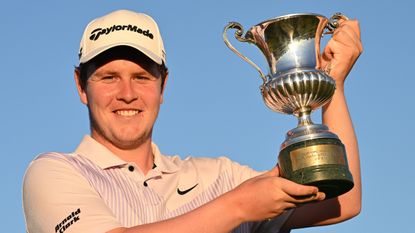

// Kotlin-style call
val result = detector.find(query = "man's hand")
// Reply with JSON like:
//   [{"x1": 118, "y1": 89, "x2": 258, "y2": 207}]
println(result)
[
  {"x1": 321, "y1": 19, "x2": 363, "y2": 90},
  {"x1": 229, "y1": 166, "x2": 325, "y2": 222}
]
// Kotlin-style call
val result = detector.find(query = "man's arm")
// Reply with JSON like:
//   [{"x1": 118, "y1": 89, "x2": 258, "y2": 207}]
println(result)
[
  {"x1": 24, "y1": 154, "x2": 325, "y2": 233},
  {"x1": 281, "y1": 19, "x2": 363, "y2": 229},
  {"x1": 108, "y1": 167, "x2": 325, "y2": 233}
]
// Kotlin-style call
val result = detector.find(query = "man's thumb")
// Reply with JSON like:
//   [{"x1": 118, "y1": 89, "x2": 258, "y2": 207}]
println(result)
[{"x1": 263, "y1": 165, "x2": 280, "y2": 177}]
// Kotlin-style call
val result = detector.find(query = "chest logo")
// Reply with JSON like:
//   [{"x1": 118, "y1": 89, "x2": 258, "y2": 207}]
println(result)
[{"x1": 177, "y1": 183, "x2": 199, "y2": 195}]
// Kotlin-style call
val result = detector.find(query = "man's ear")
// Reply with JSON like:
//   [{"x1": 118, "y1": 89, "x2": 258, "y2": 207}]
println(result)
[
  {"x1": 74, "y1": 69, "x2": 88, "y2": 105},
  {"x1": 160, "y1": 73, "x2": 169, "y2": 104}
]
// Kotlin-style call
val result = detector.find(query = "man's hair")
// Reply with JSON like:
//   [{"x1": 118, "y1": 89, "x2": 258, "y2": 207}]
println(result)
[{"x1": 75, "y1": 46, "x2": 168, "y2": 91}]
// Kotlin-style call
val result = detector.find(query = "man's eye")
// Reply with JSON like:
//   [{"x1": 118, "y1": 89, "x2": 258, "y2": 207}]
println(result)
[
  {"x1": 100, "y1": 76, "x2": 118, "y2": 82},
  {"x1": 134, "y1": 76, "x2": 152, "y2": 81}
]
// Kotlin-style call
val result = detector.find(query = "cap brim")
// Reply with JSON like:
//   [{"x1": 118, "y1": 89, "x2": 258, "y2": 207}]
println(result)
[{"x1": 79, "y1": 42, "x2": 163, "y2": 65}]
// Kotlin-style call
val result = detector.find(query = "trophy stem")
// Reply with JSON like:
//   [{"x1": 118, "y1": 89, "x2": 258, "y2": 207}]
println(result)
[{"x1": 295, "y1": 107, "x2": 314, "y2": 126}]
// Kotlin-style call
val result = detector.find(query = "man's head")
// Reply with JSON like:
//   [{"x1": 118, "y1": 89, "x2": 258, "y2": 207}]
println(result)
[
  {"x1": 76, "y1": 9, "x2": 168, "y2": 91},
  {"x1": 74, "y1": 10, "x2": 168, "y2": 151}
]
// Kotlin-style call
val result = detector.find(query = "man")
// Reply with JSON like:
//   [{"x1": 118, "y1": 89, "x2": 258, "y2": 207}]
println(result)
[{"x1": 23, "y1": 9, "x2": 362, "y2": 233}]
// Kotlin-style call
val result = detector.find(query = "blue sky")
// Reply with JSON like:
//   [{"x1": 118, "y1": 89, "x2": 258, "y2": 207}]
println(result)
[{"x1": 2, "y1": 0, "x2": 414, "y2": 232}]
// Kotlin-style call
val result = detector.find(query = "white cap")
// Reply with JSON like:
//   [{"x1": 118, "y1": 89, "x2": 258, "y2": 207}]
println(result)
[{"x1": 78, "y1": 10, "x2": 166, "y2": 65}]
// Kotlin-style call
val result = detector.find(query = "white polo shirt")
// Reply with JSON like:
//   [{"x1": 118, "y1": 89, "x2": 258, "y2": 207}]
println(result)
[{"x1": 23, "y1": 136, "x2": 291, "y2": 233}]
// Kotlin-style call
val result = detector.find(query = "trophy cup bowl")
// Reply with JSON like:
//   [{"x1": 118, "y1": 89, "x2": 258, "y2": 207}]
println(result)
[{"x1": 223, "y1": 13, "x2": 354, "y2": 199}]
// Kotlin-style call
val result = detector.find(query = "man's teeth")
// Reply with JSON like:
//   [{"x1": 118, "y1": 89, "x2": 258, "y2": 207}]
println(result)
[{"x1": 116, "y1": 110, "x2": 139, "y2": 116}]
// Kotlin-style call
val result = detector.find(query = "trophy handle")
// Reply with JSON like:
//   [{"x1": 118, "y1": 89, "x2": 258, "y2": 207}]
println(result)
[
  {"x1": 223, "y1": 22, "x2": 267, "y2": 84},
  {"x1": 324, "y1": 12, "x2": 349, "y2": 34}
]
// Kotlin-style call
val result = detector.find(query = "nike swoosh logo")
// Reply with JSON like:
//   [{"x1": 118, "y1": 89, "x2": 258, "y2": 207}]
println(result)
[{"x1": 177, "y1": 183, "x2": 199, "y2": 195}]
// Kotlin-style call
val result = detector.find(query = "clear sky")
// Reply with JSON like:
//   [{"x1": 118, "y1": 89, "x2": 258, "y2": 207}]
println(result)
[{"x1": 2, "y1": 0, "x2": 414, "y2": 232}]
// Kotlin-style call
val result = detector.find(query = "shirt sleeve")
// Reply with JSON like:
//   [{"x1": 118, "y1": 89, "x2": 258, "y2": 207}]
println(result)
[
  {"x1": 217, "y1": 156, "x2": 264, "y2": 185},
  {"x1": 23, "y1": 154, "x2": 122, "y2": 233}
]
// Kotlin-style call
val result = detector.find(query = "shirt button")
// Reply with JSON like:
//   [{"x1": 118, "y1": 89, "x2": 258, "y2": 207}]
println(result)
[{"x1": 128, "y1": 165, "x2": 134, "y2": 172}]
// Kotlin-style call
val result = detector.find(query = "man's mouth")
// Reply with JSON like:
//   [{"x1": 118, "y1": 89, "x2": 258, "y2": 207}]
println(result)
[{"x1": 114, "y1": 110, "x2": 141, "y2": 117}]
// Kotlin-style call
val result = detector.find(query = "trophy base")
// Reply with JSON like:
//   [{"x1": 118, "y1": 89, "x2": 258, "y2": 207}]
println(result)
[{"x1": 278, "y1": 137, "x2": 354, "y2": 199}]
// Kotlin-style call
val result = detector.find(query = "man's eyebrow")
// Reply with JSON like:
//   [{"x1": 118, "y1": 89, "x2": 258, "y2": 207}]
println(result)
[
  {"x1": 132, "y1": 70, "x2": 153, "y2": 76},
  {"x1": 92, "y1": 70, "x2": 119, "y2": 76},
  {"x1": 92, "y1": 69, "x2": 156, "y2": 78}
]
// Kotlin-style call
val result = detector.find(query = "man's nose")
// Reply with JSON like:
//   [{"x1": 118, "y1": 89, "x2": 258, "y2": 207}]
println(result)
[{"x1": 116, "y1": 79, "x2": 138, "y2": 103}]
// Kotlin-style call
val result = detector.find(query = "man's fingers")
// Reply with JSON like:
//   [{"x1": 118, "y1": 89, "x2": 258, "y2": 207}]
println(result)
[
  {"x1": 323, "y1": 19, "x2": 362, "y2": 55},
  {"x1": 324, "y1": 30, "x2": 357, "y2": 58},
  {"x1": 341, "y1": 19, "x2": 361, "y2": 39},
  {"x1": 279, "y1": 179, "x2": 319, "y2": 197},
  {"x1": 335, "y1": 19, "x2": 361, "y2": 40},
  {"x1": 331, "y1": 20, "x2": 363, "y2": 55},
  {"x1": 333, "y1": 24, "x2": 362, "y2": 52},
  {"x1": 290, "y1": 191, "x2": 326, "y2": 203}
]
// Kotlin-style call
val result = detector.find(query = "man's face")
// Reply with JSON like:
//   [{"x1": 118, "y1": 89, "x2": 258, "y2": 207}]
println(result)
[{"x1": 75, "y1": 57, "x2": 166, "y2": 150}]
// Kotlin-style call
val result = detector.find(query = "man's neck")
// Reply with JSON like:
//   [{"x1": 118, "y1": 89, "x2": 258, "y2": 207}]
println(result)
[{"x1": 92, "y1": 135, "x2": 155, "y2": 175}]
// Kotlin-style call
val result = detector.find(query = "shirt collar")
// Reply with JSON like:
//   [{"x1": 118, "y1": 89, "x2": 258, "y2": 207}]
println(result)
[
  {"x1": 152, "y1": 142, "x2": 180, "y2": 173},
  {"x1": 74, "y1": 135, "x2": 180, "y2": 173},
  {"x1": 74, "y1": 135, "x2": 127, "y2": 169}
]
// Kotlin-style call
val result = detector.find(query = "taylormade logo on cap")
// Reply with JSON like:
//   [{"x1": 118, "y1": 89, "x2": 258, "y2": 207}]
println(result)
[{"x1": 89, "y1": 24, "x2": 154, "y2": 41}]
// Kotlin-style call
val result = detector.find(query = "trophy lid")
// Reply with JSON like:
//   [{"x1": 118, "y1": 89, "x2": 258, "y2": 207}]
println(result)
[{"x1": 281, "y1": 124, "x2": 339, "y2": 149}]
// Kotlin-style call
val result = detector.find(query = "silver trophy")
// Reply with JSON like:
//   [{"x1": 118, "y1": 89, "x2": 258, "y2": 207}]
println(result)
[{"x1": 223, "y1": 13, "x2": 353, "y2": 199}]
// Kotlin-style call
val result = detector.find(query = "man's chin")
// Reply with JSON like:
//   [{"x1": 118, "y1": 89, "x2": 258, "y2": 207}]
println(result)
[
  {"x1": 112, "y1": 134, "x2": 151, "y2": 150},
  {"x1": 91, "y1": 127, "x2": 152, "y2": 150}
]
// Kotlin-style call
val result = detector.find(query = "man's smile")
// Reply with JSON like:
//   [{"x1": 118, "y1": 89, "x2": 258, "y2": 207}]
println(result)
[{"x1": 114, "y1": 109, "x2": 142, "y2": 117}]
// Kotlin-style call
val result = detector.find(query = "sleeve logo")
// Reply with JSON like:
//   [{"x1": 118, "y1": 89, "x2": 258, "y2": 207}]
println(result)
[{"x1": 55, "y1": 208, "x2": 81, "y2": 233}]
